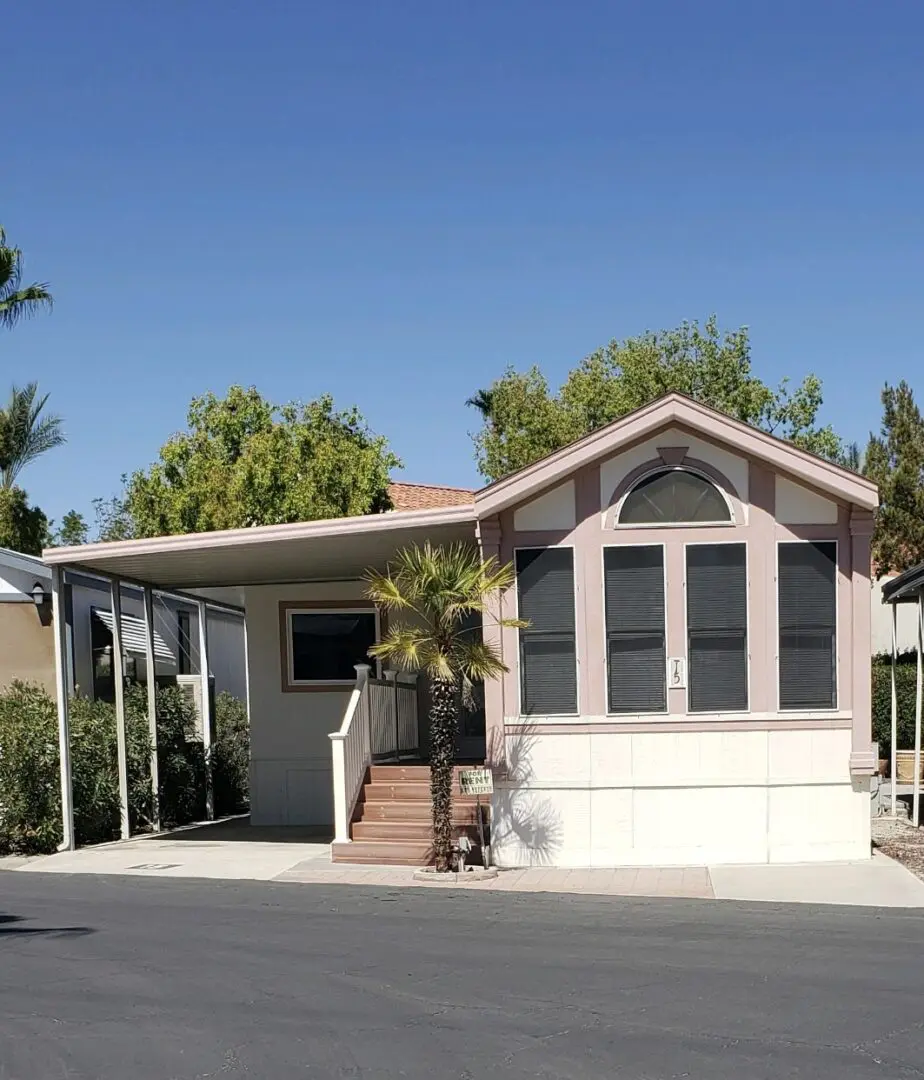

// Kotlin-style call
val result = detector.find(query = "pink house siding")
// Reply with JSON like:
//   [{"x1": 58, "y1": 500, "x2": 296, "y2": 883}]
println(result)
[{"x1": 475, "y1": 396, "x2": 878, "y2": 867}]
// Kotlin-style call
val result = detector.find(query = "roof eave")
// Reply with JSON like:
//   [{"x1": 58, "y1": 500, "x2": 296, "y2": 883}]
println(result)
[
  {"x1": 42, "y1": 503, "x2": 478, "y2": 567},
  {"x1": 474, "y1": 394, "x2": 879, "y2": 516}
]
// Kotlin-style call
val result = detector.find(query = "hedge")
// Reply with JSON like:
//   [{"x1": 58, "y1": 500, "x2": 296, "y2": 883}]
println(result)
[
  {"x1": 872, "y1": 652, "x2": 920, "y2": 757},
  {"x1": 0, "y1": 681, "x2": 249, "y2": 855}
]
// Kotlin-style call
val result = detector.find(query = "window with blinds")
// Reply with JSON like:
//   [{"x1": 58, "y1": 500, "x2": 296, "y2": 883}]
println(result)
[
  {"x1": 604, "y1": 546, "x2": 666, "y2": 713},
  {"x1": 686, "y1": 544, "x2": 748, "y2": 712},
  {"x1": 516, "y1": 548, "x2": 577, "y2": 715},
  {"x1": 778, "y1": 542, "x2": 837, "y2": 710}
]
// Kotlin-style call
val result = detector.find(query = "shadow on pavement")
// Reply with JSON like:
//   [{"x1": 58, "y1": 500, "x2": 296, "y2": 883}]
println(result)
[
  {"x1": 145, "y1": 816, "x2": 332, "y2": 844},
  {"x1": 0, "y1": 913, "x2": 94, "y2": 938}
]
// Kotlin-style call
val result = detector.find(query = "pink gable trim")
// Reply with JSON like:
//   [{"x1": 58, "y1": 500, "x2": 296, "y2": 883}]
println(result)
[{"x1": 474, "y1": 393, "x2": 878, "y2": 518}]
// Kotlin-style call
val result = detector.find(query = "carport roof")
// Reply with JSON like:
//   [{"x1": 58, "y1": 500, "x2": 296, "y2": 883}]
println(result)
[{"x1": 42, "y1": 504, "x2": 477, "y2": 592}]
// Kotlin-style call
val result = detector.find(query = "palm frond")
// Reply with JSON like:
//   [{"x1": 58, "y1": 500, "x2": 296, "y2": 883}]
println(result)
[
  {"x1": 0, "y1": 382, "x2": 65, "y2": 487},
  {"x1": 0, "y1": 284, "x2": 53, "y2": 329},
  {"x1": 368, "y1": 625, "x2": 430, "y2": 671},
  {"x1": 364, "y1": 568, "x2": 416, "y2": 611},
  {"x1": 451, "y1": 637, "x2": 509, "y2": 683},
  {"x1": 0, "y1": 228, "x2": 52, "y2": 330}
]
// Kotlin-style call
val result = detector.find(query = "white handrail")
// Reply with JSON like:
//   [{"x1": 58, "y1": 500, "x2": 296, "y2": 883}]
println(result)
[{"x1": 329, "y1": 664, "x2": 372, "y2": 843}]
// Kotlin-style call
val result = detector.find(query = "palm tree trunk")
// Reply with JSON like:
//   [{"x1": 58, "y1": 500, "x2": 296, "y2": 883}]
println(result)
[{"x1": 428, "y1": 677, "x2": 458, "y2": 872}]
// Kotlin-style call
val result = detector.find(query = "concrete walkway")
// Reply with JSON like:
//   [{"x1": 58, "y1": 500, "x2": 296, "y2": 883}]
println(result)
[{"x1": 6, "y1": 817, "x2": 924, "y2": 907}]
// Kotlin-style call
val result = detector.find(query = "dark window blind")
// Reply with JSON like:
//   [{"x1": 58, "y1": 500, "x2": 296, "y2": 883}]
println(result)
[
  {"x1": 687, "y1": 544, "x2": 748, "y2": 712},
  {"x1": 604, "y1": 546, "x2": 666, "y2": 713},
  {"x1": 516, "y1": 548, "x2": 577, "y2": 715},
  {"x1": 778, "y1": 542, "x2": 837, "y2": 709}
]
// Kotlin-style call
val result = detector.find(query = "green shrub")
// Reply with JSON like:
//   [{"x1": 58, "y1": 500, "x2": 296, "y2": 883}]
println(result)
[
  {"x1": 69, "y1": 690, "x2": 153, "y2": 844},
  {"x1": 0, "y1": 682, "x2": 153, "y2": 854},
  {"x1": 872, "y1": 652, "x2": 920, "y2": 756},
  {"x1": 152, "y1": 683, "x2": 206, "y2": 827},
  {"x1": 213, "y1": 692, "x2": 250, "y2": 816},
  {"x1": 0, "y1": 682, "x2": 61, "y2": 854}
]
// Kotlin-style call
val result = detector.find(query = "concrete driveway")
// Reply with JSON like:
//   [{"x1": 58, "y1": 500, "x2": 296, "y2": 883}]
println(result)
[{"x1": 6, "y1": 816, "x2": 924, "y2": 907}]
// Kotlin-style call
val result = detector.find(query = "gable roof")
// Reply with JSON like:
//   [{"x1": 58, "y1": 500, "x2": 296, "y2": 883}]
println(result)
[
  {"x1": 388, "y1": 482, "x2": 475, "y2": 511},
  {"x1": 474, "y1": 392, "x2": 878, "y2": 516}
]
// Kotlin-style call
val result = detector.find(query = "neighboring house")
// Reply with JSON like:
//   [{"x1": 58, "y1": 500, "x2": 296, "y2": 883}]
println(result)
[
  {"x1": 45, "y1": 394, "x2": 880, "y2": 867},
  {"x1": 0, "y1": 547, "x2": 246, "y2": 705},
  {"x1": 872, "y1": 573, "x2": 920, "y2": 655}
]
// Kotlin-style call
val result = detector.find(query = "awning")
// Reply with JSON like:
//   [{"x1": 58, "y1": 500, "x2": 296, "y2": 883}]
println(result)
[{"x1": 92, "y1": 608, "x2": 176, "y2": 664}]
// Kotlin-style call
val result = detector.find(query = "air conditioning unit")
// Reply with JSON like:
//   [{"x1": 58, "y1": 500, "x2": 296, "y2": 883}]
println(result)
[{"x1": 176, "y1": 674, "x2": 217, "y2": 742}]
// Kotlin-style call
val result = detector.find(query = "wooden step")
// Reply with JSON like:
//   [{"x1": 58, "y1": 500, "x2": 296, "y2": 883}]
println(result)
[
  {"x1": 351, "y1": 821, "x2": 482, "y2": 842},
  {"x1": 360, "y1": 781, "x2": 487, "y2": 804},
  {"x1": 368, "y1": 764, "x2": 484, "y2": 782},
  {"x1": 355, "y1": 800, "x2": 489, "y2": 825},
  {"x1": 331, "y1": 838, "x2": 434, "y2": 866}
]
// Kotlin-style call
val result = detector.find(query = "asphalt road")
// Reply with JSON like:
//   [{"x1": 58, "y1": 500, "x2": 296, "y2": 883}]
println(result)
[{"x1": 1, "y1": 873, "x2": 923, "y2": 1079}]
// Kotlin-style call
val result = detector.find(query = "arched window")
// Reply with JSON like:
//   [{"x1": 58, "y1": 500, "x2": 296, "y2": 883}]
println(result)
[{"x1": 618, "y1": 469, "x2": 731, "y2": 525}]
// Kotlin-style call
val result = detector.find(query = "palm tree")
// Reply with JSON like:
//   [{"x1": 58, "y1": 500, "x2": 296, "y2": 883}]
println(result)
[
  {"x1": 465, "y1": 388, "x2": 494, "y2": 419},
  {"x1": 365, "y1": 542, "x2": 523, "y2": 872},
  {"x1": 0, "y1": 226, "x2": 53, "y2": 330},
  {"x1": 0, "y1": 383, "x2": 66, "y2": 488}
]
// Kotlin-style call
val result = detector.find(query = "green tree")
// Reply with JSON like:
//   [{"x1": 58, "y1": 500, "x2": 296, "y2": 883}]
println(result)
[
  {"x1": 121, "y1": 386, "x2": 400, "y2": 537},
  {"x1": 864, "y1": 381, "x2": 924, "y2": 576},
  {"x1": 54, "y1": 510, "x2": 89, "y2": 547},
  {"x1": 365, "y1": 543, "x2": 522, "y2": 872},
  {"x1": 92, "y1": 491, "x2": 135, "y2": 542},
  {"x1": 470, "y1": 316, "x2": 844, "y2": 480},
  {"x1": 0, "y1": 487, "x2": 49, "y2": 555},
  {"x1": 0, "y1": 382, "x2": 66, "y2": 488},
  {"x1": 0, "y1": 225, "x2": 52, "y2": 330}
]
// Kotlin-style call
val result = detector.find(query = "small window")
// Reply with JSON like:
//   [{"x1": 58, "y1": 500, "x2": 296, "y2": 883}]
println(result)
[
  {"x1": 177, "y1": 610, "x2": 192, "y2": 675},
  {"x1": 286, "y1": 610, "x2": 378, "y2": 686},
  {"x1": 619, "y1": 469, "x2": 730, "y2": 525},
  {"x1": 516, "y1": 548, "x2": 577, "y2": 715},
  {"x1": 605, "y1": 546, "x2": 666, "y2": 713},
  {"x1": 778, "y1": 542, "x2": 837, "y2": 710},
  {"x1": 686, "y1": 544, "x2": 748, "y2": 712}
]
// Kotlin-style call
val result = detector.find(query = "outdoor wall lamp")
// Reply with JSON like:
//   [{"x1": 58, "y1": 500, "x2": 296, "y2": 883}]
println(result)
[{"x1": 31, "y1": 582, "x2": 50, "y2": 607}]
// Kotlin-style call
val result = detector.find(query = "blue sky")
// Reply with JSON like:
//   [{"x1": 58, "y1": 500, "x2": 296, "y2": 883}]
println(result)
[{"x1": 4, "y1": 1, "x2": 923, "y2": 530}]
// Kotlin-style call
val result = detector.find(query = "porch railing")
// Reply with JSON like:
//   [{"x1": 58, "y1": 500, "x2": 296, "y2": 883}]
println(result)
[
  {"x1": 369, "y1": 672, "x2": 419, "y2": 762},
  {"x1": 329, "y1": 665, "x2": 419, "y2": 844}
]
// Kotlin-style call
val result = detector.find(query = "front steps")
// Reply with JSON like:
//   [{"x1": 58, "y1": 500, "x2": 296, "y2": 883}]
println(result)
[{"x1": 331, "y1": 764, "x2": 490, "y2": 866}]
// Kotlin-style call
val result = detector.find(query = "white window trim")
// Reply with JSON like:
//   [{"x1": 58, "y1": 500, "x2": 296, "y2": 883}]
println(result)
[
  {"x1": 775, "y1": 539, "x2": 839, "y2": 713},
  {"x1": 614, "y1": 465, "x2": 736, "y2": 529},
  {"x1": 286, "y1": 607, "x2": 381, "y2": 687},
  {"x1": 683, "y1": 539, "x2": 752, "y2": 716},
  {"x1": 601, "y1": 541, "x2": 669, "y2": 717},
  {"x1": 514, "y1": 545, "x2": 580, "y2": 718}
]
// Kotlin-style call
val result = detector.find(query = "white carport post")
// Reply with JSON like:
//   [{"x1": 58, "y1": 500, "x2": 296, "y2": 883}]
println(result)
[
  {"x1": 143, "y1": 587, "x2": 161, "y2": 832},
  {"x1": 110, "y1": 579, "x2": 131, "y2": 839},
  {"x1": 197, "y1": 599, "x2": 214, "y2": 820},
  {"x1": 51, "y1": 566, "x2": 75, "y2": 851},
  {"x1": 914, "y1": 594, "x2": 923, "y2": 828},
  {"x1": 891, "y1": 603, "x2": 898, "y2": 817}
]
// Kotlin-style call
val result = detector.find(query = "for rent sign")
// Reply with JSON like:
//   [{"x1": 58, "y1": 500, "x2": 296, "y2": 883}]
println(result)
[{"x1": 459, "y1": 768, "x2": 494, "y2": 796}]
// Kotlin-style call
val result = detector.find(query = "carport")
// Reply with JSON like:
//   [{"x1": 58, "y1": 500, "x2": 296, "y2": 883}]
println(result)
[
  {"x1": 881, "y1": 562, "x2": 924, "y2": 825},
  {"x1": 42, "y1": 503, "x2": 478, "y2": 850}
]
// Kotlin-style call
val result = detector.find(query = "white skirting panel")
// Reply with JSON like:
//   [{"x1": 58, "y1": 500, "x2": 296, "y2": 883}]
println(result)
[
  {"x1": 250, "y1": 757, "x2": 333, "y2": 826},
  {"x1": 491, "y1": 728, "x2": 871, "y2": 867}
]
